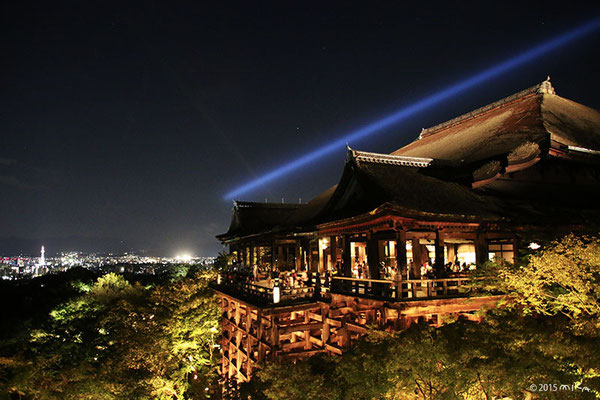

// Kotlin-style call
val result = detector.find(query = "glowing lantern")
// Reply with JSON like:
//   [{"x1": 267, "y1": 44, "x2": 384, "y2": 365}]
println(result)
[{"x1": 273, "y1": 278, "x2": 281, "y2": 304}]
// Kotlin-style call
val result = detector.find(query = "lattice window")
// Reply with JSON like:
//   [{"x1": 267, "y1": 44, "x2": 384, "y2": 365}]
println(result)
[{"x1": 488, "y1": 241, "x2": 514, "y2": 263}]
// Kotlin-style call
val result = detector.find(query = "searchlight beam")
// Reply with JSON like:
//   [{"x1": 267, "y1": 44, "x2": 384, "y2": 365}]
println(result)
[{"x1": 224, "y1": 17, "x2": 600, "y2": 200}]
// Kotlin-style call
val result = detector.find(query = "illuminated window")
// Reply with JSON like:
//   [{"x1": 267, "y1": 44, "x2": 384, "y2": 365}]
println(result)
[
  {"x1": 381, "y1": 240, "x2": 397, "y2": 268},
  {"x1": 488, "y1": 241, "x2": 514, "y2": 263}
]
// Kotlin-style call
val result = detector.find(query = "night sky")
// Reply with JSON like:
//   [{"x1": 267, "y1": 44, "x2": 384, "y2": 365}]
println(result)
[{"x1": 2, "y1": 2, "x2": 600, "y2": 256}]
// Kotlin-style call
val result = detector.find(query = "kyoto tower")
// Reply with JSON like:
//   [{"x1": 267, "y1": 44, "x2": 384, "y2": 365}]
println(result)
[{"x1": 40, "y1": 246, "x2": 45, "y2": 266}]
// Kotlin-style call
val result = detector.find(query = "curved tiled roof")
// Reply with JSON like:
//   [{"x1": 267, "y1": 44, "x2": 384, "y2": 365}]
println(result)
[
  {"x1": 217, "y1": 201, "x2": 303, "y2": 241},
  {"x1": 392, "y1": 79, "x2": 600, "y2": 164}
]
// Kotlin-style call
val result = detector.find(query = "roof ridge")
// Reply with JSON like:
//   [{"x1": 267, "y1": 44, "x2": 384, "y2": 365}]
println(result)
[
  {"x1": 234, "y1": 200, "x2": 304, "y2": 208},
  {"x1": 347, "y1": 147, "x2": 433, "y2": 167},
  {"x1": 418, "y1": 77, "x2": 556, "y2": 140}
]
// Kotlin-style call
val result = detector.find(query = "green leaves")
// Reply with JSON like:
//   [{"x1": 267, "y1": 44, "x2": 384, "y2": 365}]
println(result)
[
  {"x1": 1, "y1": 270, "x2": 221, "y2": 399},
  {"x1": 477, "y1": 234, "x2": 600, "y2": 333},
  {"x1": 244, "y1": 313, "x2": 600, "y2": 400}
]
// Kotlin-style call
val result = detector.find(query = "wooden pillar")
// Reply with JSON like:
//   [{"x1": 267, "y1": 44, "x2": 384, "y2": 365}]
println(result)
[
  {"x1": 321, "y1": 305, "x2": 330, "y2": 345},
  {"x1": 475, "y1": 232, "x2": 488, "y2": 266},
  {"x1": 303, "y1": 310, "x2": 311, "y2": 350},
  {"x1": 512, "y1": 236, "x2": 519, "y2": 264},
  {"x1": 342, "y1": 235, "x2": 352, "y2": 277},
  {"x1": 318, "y1": 238, "x2": 324, "y2": 273},
  {"x1": 434, "y1": 230, "x2": 445, "y2": 276},
  {"x1": 270, "y1": 315, "x2": 279, "y2": 360},
  {"x1": 271, "y1": 240, "x2": 276, "y2": 270},
  {"x1": 395, "y1": 230, "x2": 407, "y2": 279},
  {"x1": 256, "y1": 309, "x2": 265, "y2": 362},
  {"x1": 411, "y1": 238, "x2": 422, "y2": 278},
  {"x1": 447, "y1": 243, "x2": 456, "y2": 265},
  {"x1": 367, "y1": 235, "x2": 380, "y2": 279},
  {"x1": 330, "y1": 236, "x2": 337, "y2": 269},
  {"x1": 301, "y1": 238, "x2": 309, "y2": 270},
  {"x1": 246, "y1": 309, "x2": 253, "y2": 377},
  {"x1": 295, "y1": 241, "x2": 302, "y2": 272},
  {"x1": 309, "y1": 240, "x2": 318, "y2": 273}
]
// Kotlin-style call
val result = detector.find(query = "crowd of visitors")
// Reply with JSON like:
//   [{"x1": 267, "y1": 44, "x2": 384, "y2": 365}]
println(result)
[{"x1": 222, "y1": 257, "x2": 474, "y2": 290}]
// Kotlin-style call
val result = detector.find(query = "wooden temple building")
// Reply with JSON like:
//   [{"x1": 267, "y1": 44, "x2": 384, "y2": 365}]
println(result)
[{"x1": 214, "y1": 78, "x2": 600, "y2": 383}]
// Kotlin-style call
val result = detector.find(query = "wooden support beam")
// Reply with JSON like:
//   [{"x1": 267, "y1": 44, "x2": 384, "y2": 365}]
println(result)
[
  {"x1": 278, "y1": 322, "x2": 323, "y2": 334},
  {"x1": 304, "y1": 309, "x2": 311, "y2": 350},
  {"x1": 396, "y1": 230, "x2": 407, "y2": 277},
  {"x1": 475, "y1": 232, "x2": 488, "y2": 266},
  {"x1": 342, "y1": 235, "x2": 352, "y2": 277},
  {"x1": 330, "y1": 235, "x2": 338, "y2": 268},
  {"x1": 411, "y1": 238, "x2": 423, "y2": 278},
  {"x1": 434, "y1": 230, "x2": 445, "y2": 275},
  {"x1": 309, "y1": 335, "x2": 323, "y2": 347},
  {"x1": 271, "y1": 239, "x2": 276, "y2": 270},
  {"x1": 307, "y1": 311, "x2": 323, "y2": 322},
  {"x1": 270, "y1": 316, "x2": 279, "y2": 351},
  {"x1": 325, "y1": 343, "x2": 343, "y2": 355},
  {"x1": 346, "y1": 322, "x2": 367, "y2": 334},
  {"x1": 282, "y1": 341, "x2": 308, "y2": 351},
  {"x1": 366, "y1": 236, "x2": 380, "y2": 279},
  {"x1": 284, "y1": 349, "x2": 327, "y2": 358},
  {"x1": 321, "y1": 305, "x2": 330, "y2": 345}
]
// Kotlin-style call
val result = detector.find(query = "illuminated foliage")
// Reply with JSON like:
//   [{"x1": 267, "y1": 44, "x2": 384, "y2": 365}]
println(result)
[
  {"x1": 213, "y1": 251, "x2": 234, "y2": 272},
  {"x1": 244, "y1": 312, "x2": 599, "y2": 400},
  {"x1": 477, "y1": 234, "x2": 600, "y2": 333},
  {"x1": 1, "y1": 270, "x2": 220, "y2": 399}
]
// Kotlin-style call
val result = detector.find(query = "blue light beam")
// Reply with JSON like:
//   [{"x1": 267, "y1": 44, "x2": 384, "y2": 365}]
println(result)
[{"x1": 224, "y1": 17, "x2": 600, "y2": 200}]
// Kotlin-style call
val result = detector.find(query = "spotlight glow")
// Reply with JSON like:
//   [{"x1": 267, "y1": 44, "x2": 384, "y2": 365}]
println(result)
[
  {"x1": 224, "y1": 17, "x2": 600, "y2": 200},
  {"x1": 176, "y1": 254, "x2": 193, "y2": 262}
]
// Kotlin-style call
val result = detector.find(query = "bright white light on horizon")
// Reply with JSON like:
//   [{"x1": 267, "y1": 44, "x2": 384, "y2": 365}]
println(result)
[
  {"x1": 528, "y1": 242, "x2": 541, "y2": 250},
  {"x1": 176, "y1": 254, "x2": 193, "y2": 262}
]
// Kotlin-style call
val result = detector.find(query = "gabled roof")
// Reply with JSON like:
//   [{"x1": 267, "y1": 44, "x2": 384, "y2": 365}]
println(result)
[
  {"x1": 316, "y1": 148, "x2": 600, "y2": 227},
  {"x1": 313, "y1": 148, "x2": 501, "y2": 224},
  {"x1": 542, "y1": 94, "x2": 600, "y2": 150},
  {"x1": 216, "y1": 201, "x2": 304, "y2": 241},
  {"x1": 392, "y1": 78, "x2": 600, "y2": 165}
]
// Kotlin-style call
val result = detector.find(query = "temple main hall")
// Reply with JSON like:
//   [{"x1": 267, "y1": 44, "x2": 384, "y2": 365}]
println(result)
[{"x1": 214, "y1": 78, "x2": 600, "y2": 382}]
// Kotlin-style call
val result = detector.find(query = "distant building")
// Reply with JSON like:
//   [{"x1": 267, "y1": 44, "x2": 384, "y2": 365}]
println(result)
[{"x1": 39, "y1": 246, "x2": 45, "y2": 266}]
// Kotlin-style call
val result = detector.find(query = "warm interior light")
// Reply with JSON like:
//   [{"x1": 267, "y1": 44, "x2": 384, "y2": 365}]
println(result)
[{"x1": 273, "y1": 286, "x2": 280, "y2": 304}]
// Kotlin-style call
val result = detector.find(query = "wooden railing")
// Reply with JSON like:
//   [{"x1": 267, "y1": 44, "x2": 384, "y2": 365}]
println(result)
[
  {"x1": 330, "y1": 276, "x2": 471, "y2": 301},
  {"x1": 215, "y1": 278, "x2": 316, "y2": 306}
]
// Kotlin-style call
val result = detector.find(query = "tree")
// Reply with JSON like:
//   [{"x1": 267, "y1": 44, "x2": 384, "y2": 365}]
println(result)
[
  {"x1": 244, "y1": 313, "x2": 600, "y2": 400},
  {"x1": 1, "y1": 270, "x2": 221, "y2": 400},
  {"x1": 476, "y1": 234, "x2": 600, "y2": 333},
  {"x1": 214, "y1": 251, "x2": 234, "y2": 273}
]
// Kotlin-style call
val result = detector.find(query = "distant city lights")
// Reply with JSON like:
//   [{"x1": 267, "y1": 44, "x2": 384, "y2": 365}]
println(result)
[{"x1": 0, "y1": 250, "x2": 215, "y2": 280}]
